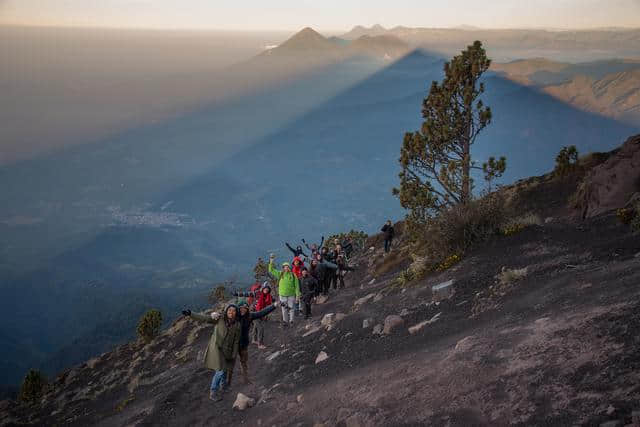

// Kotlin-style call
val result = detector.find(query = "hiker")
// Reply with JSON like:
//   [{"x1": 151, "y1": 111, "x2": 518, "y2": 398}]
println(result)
[
  {"x1": 291, "y1": 256, "x2": 304, "y2": 279},
  {"x1": 285, "y1": 242, "x2": 308, "y2": 258},
  {"x1": 299, "y1": 267, "x2": 318, "y2": 319},
  {"x1": 335, "y1": 253, "x2": 355, "y2": 289},
  {"x1": 268, "y1": 254, "x2": 301, "y2": 326},
  {"x1": 308, "y1": 257, "x2": 326, "y2": 297},
  {"x1": 227, "y1": 299, "x2": 277, "y2": 386},
  {"x1": 314, "y1": 252, "x2": 337, "y2": 295},
  {"x1": 342, "y1": 238, "x2": 354, "y2": 258},
  {"x1": 181, "y1": 304, "x2": 241, "y2": 402},
  {"x1": 381, "y1": 220, "x2": 394, "y2": 253},
  {"x1": 246, "y1": 280, "x2": 262, "y2": 309},
  {"x1": 302, "y1": 236, "x2": 324, "y2": 257},
  {"x1": 236, "y1": 282, "x2": 277, "y2": 349}
]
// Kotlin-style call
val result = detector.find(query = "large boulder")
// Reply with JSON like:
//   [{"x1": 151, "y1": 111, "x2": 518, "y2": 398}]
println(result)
[{"x1": 573, "y1": 134, "x2": 640, "y2": 218}]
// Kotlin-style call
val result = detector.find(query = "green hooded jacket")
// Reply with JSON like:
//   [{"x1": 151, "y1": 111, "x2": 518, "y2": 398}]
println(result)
[
  {"x1": 268, "y1": 261, "x2": 301, "y2": 297},
  {"x1": 190, "y1": 305, "x2": 241, "y2": 371}
]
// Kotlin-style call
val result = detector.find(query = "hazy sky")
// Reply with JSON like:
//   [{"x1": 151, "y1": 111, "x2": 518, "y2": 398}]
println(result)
[{"x1": 2, "y1": 0, "x2": 640, "y2": 31}]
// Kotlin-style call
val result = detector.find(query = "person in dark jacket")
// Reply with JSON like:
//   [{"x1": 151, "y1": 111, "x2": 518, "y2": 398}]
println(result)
[
  {"x1": 299, "y1": 267, "x2": 318, "y2": 318},
  {"x1": 342, "y1": 238, "x2": 354, "y2": 258},
  {"x1": 308, "y1": 258, "x2": 325, "y2": 297},
  {"x1": 285, "y1": 242, "x2": 308, "y2": 258},
  {"x1": 381, "y1": 220, "x2": 394, "y2": 253},
  {"x1": 335, "y1": 254, "x2": 355, "y2": 289},
  {"x1": 314, "y1": 252, "x2": 337, "y2": 295},
  {"x1": 227, "y1": 299, "x2": 277, "y2": 386},
  {"x1": 302, "y1": 236, "x2": 324, "y2": 257},
  {"x1": 235, "y1": 283, "x2": 276, "y2": 349}
]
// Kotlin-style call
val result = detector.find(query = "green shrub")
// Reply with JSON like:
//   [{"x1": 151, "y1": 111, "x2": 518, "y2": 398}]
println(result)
[
  {"x1": 19, "y1": 369, "x2": 46, "y2": 404},
  {"x1": 392, "y1": 268, "x2": 415, "y2": 287},
  {"x1": 324, "y1": 230, "x2": 368, "y2": 251},
  {"x1": 554, "y1": 145, "x2": 580, "y2": 177},
  {"x1": 500, "y1": 212, "x2": 542, "y2": 236},
  {"x1": 208, "y1": 284, "x2": 227, "y2": 306},
  {"x1": 413, "y1": 193, "x2": 506, "y2": 267},
  {"x1": 617, "y1": 207, "x2": 636, "y2": 225},
  {"x1": 136, "y1": 309, "x2": 162, "y2": 343}
]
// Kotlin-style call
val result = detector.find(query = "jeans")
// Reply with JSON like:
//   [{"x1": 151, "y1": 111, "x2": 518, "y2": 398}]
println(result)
[
  {"x1": 384, "y1": 239, "x2": 392, "y2": 253},
  {"x1": 210, "y1": 370, "x2": 226, "y2": 392},
  {"x1": 280, "y1": 295, "x2": 296, "y2": 323}
]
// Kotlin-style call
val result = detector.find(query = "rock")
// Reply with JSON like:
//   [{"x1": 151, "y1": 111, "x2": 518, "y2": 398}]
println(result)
[
  {"x1": 362, "y1": 318, "x2": 374, "y2": 328},
  {"x1": 233, "y1": 393, "x2": 255, "y2": 411},
  {"x1": 373, "y1": 293, "x2": 383, "y2": 303},
  {"x1": 383, "y1": 315, "x2": 405, "y2": 334},
  {"x1": 432, "y1": 279, "x2": 455, "y2": 301},
  {"x1": 321, "y1": 313, "x2": 335, "y2": 327},
  {"x1": 635, "y1": 252, "x2": 640, "y2": 258},
  {"x1": 335, "y1": 313, "x2": 346, "y2": 322},
  {"x1": 353, "y1": 293, "x2": 376, "y2": 308},
  {"x1": 400, "y1": 308, "x2": 410, "y2": 317},
  {"x1": 315, "y1": 351, "x2": 329, "y2": 364},
  {"x1": 86, "y1": 357, "x2": 100, "y2": 369},
  {"x1": 368, "y1": 246, "x2": 375, "y2": 252},
  {"x1": 368, "y1": 278, "x2": 376, "y2": 285},
  {"x1": 454, "y1": 336, "x2": 475, "y2": 352},
  {"x1": 152, "y1": 349, "x2": 167, "y2": 362},
  {"x1": 632, "y1": 410, "x2": 640, "y2": 424},
  {"x1": 287, "y1": 402, "x2": 298, "y2": 411},
  {"x1": 573, "y1": 134, "x2": 640, "y2": 219},
  {"x1": 372, "y1": 324, "x2": 383, "y2": 335},
  {"x1": 408, "y1": 312, "x2": 442, "y2": 334},
  {"x1": 266, "y1": 350, "x2": 286, "y2": 362},
  {"x1": 606, "y1": 404, "x2": 616, "y2": 415},
  {"x1": 599, "y1": 421, "x2": 621, "y2": 427},
  {"x1": 297, "y1": 394, "x2": 304, "y2": 404},
  {"x1": 303, "y1": 326, "x2": 322, "y2": 337},
  {"x1": 316, "y1": 295, "x2": 329, "y2": 305}
]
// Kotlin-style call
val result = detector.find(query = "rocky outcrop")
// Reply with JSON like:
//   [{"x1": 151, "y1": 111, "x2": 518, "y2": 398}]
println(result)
[{"x1": 573, "y1": 134, "x2": 640, "y2": 218}]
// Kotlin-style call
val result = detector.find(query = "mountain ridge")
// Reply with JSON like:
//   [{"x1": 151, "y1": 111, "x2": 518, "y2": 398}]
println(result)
[{"x1": 2, "y1": 134, "x2": 640, "y2": 425}]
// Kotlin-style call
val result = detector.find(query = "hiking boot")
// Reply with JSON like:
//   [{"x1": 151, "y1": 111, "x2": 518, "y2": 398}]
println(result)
[{"x1": 209, "y1": 390, "x2": 222, "y2": 402}]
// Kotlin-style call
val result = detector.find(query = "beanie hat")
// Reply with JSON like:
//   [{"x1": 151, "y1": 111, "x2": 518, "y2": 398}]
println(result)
[
  {"x1": 237, "y1": 300, "x2": 249, "y2": 310},
  {"x1": 282, "y1": 262, "x2": 290, "y2": 267},
  {"x1": 301, "y1": 266, "x2": 308, "y2": 272}
]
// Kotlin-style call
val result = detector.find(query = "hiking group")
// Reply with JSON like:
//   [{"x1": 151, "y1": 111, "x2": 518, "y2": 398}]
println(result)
[{"x1": 181, "y1": 221, "x2": 394, "y2": 402}]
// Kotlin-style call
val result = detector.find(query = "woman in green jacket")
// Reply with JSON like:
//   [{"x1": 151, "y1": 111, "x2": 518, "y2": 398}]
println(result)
[
  {"x1": 182, "y1": 303, "x2": 241, "y2": 402},
  {"x1": 268, "y1": 254, "x2": 301, "y2": 326}
]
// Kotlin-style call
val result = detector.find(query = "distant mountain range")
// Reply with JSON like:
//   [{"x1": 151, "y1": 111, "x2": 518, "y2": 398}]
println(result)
[
  {"x1": 492, "y1": 58, "x2": 640, "y2": 124},
  {"x1": 259, "y1": 27, "x2": 409, "y2": 62},
  {"x1": 341, "y1": 25, "x2": 640, "y2": 62},
  {"x1": 1, "y1": 26, "x2": 639, "y2": 389}
]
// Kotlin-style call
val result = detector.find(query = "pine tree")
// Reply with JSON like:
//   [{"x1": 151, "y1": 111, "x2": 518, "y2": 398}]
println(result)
[{"x1": 394, "y1": 41, "x2": 504, "y2": 224}]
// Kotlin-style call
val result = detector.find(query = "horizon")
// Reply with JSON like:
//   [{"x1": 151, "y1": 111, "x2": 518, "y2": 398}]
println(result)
[
  {"x1": 2, "y1": 22, "x2": 640, "y2": 34},
  {"x1": 2, "y1": 0, "x2": 640, "y2": 32}
]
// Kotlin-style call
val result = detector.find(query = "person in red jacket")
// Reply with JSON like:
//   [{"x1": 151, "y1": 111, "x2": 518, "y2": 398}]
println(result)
[
  {"x1": 247, "y1": 281, "x2": 262, "y2": 308},
  {"x1": 291, "y1": 256, "x2": 304, "y2": 279}
]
